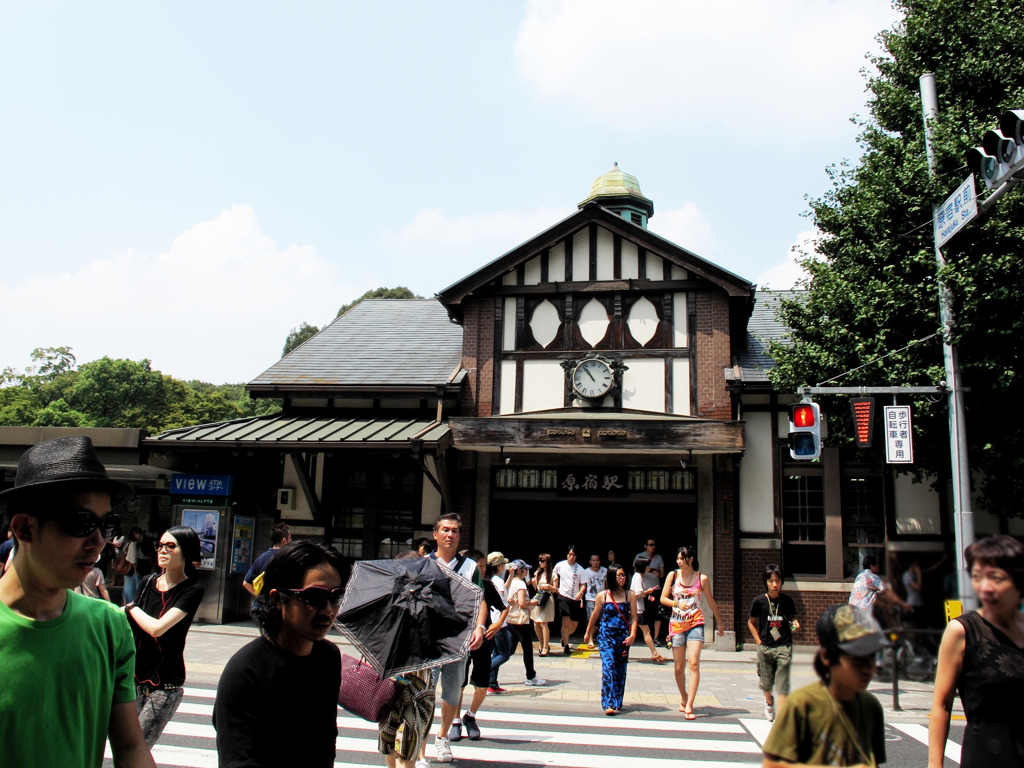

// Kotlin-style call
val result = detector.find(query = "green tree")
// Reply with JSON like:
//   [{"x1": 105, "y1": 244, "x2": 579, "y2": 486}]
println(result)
[
  {"x1": 768, "y1": 0, "x2": 1024, "y2": 514},
  {"x1": 70, "y1": 357, "x2": 167, "y2": 432},
  {"x1": 336, "y1": 286, "x2": 420, "y2": 317},
  {"x1": 282, "y1": 322, "x2": 320, "y2": 357}
]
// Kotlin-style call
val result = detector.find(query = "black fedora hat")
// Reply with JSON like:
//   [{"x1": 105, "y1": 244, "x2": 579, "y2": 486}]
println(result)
[{"x1": 0, "y1": 436, "x2": 133, "y2": 515}]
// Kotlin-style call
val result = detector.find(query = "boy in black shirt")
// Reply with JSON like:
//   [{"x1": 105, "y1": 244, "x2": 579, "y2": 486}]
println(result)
[{"x1": 748, "y1": 564, "x2": 800, "y2": 721}]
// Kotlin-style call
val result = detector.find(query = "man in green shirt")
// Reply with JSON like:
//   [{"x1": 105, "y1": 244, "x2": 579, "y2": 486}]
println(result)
[
  {"x1": 762, "y1": 603, "x2": 889, "y2": 768},
  {"x1": 0, "y1": 436, "x2": 155, "y2": 768}
]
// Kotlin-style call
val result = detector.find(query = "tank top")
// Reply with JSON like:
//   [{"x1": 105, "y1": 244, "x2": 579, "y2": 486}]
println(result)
[{"x1": 669, "y1": 570, "x2": 704, "y2": 635}]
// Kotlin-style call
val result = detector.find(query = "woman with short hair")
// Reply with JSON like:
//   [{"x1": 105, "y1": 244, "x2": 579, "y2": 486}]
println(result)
[
  {"x1": 928, "y1": 535, "x2": 1024, "y2": 768},
  {"x1": 214, "y1": 541, "x2": 345, "y2": 768}
]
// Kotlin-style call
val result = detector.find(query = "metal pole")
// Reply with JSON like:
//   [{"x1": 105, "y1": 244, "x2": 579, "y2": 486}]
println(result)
[{"x1": 920, "y1": 73, "x2": 976, "y2": 609}]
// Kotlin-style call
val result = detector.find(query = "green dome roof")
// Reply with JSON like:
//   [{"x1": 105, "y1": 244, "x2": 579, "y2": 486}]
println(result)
[
  {"x1": 579, "y1": 163, "x2": 654, "y2": 221},
  {"x1": 585, "y1": 162, "x2": 646, "y2": 200}
]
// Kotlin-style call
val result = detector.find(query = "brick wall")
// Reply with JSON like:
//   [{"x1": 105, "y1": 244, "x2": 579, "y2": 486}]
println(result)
[
  {"x1": 738, "y1": 551, "x2": 848, "y2": 646},
  {"x1": 695, "y1": 291, "x2": 732, "y2": 420},
  {"x1": 459, "y1": 300, "x2": 496, "y2": 417},
  {"x1": 713, "y1": 460, "x2": 738, "y2": 639}
]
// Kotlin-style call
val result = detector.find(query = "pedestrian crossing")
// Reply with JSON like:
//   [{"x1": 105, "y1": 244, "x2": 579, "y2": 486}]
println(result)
[
  {"x1": 107, "y1": 685, "x2": 965, "y2": 768},
  {"x1": 106, "y1": 685, "x2": 772, "y2": 767}
]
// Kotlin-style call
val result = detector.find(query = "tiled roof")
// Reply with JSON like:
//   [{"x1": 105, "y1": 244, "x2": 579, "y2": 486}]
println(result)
[
  {"x1": 249, "y1": 299, "x2": 463, "y2": 391},
  {"x1": 730, "y1": 290, "x2": 805, "y2": 384}
]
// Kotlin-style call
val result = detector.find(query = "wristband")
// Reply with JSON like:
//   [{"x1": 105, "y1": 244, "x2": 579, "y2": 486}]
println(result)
[{"x1": 476, "y1": 624, "x2": 486, "y2": 631}]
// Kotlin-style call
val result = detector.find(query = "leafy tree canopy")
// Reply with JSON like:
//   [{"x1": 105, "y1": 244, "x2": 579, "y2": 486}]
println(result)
[
  {"x1": 282, "y1": 322, "x2": 320, "y2": 357},
  {"x1": 336, "y1": 286, "x2": 420, "y2": 317},
  {"x1": 0, "y1": 347, "x2": 280, "y2": 434},
  {"x1": 768, "y1": 0, "x2": 1024, "y2": 515}
]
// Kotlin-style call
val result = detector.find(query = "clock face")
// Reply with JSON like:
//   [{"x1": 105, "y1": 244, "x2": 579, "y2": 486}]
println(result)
[{"x1": 572, "y1": 358, "x2": 613, "y2": 399}]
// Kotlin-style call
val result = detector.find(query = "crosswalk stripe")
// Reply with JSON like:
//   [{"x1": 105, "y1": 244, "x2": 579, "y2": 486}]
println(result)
[
  {"x1": 161, "y1": 720, "x2": 759, "y2": 756},
  {"x1": 890, "y1": 722, "x2": 961, "y2": 764},
  {"x1": 121, "y1": 687, "x2": 766, "y2": 768},
  {"x1": 182, "y1": 687, "x2": 747, "y2": 735},
  {"x1": 738, "y1": 717, "x2": 773, "y2": 746}
]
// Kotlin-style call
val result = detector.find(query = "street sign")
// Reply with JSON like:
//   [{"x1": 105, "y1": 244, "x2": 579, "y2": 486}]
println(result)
[
  {"x1": 884, "y1": 405, "x2": 914, "y2": 464},
  {"x1": 934, "y1": 175, "x2": 978, "y2": 248}
]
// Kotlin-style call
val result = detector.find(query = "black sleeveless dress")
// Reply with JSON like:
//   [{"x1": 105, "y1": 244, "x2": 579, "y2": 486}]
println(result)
[{"x1": 956, "y1": 611, "x2": 1024, "y2": 767}]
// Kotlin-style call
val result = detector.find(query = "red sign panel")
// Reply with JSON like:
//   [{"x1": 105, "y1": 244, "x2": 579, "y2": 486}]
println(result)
[{"x1": 851, "y1": 397, "x2": 875, "y2": 448}]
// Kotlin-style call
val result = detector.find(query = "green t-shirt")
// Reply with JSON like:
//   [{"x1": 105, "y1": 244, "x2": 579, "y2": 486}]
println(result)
[
  {"x1": 0, "y1": 590, "x2": 136, "y2": 768},
  {"x1": 762, "y1": 681, "x2": 886, "y2": 766}
]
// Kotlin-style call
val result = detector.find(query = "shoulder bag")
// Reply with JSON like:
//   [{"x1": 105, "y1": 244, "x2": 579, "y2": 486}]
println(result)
[{"x1": 338, "y1": 654, "x2": 400, "y2": 723}]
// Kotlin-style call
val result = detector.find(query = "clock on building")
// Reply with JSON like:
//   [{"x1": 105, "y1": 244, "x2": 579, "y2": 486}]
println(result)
[{"x1": 572, "y1": 357, "x2": 614, "y2": 400}]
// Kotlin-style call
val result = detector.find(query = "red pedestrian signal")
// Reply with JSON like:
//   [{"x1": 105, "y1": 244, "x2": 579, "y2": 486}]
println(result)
[{"x1": 788, "y1": 402, "x2": 821, "y2": 460}]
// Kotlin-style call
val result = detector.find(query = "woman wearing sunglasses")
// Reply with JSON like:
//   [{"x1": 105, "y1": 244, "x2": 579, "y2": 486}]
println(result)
[
  {"x1": 124, "y1": 525, "x2": 205, "y2": 747},
  {"x1": 214, "y1": 540, "x2": 345, "y2": 768}
]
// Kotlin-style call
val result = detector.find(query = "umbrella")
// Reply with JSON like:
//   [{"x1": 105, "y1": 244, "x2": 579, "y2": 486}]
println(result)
[{"x1": 334, "y1": 557, "x2": 483, "y2": 678}]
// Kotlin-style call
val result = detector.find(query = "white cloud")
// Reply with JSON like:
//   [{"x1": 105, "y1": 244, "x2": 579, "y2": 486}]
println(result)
[
  {"x1": 755, "y1": 229, "x2": 819, "y2": 289},
  {"x1": 648, "y1": 202, "x2": 716, "y2": 259},
  {"x1": 515, "y1": 0, "x2": 899, "y2": 138},
  {"x1": 0, "y1": 205, "x2": 356, "y2": 383}
]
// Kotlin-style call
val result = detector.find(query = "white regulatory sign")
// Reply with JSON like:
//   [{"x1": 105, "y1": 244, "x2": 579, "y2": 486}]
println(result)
[
  {"x1": 884, "y1": 405, "x2": 914, "y2": 464},
  {"x1": 934, "y1": 175, "x2": 978, "y2": 249}
]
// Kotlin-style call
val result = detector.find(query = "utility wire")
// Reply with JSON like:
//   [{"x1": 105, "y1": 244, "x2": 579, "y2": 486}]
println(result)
[{"x1": 816, "y1": 332, "x2": 940, "y2": 386}]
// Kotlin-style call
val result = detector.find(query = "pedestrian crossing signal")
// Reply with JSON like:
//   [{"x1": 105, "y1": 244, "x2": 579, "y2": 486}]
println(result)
[{"x1": 788, "y1": 402, "x2": 821, "y2": 460}]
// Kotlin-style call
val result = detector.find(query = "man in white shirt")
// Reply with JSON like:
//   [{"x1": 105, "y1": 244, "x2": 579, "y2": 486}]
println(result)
[
  {"x1": 582, "y1": 553, "x2": 607, "y2": 624},
  {"x1": 552, "y1": 546, "x2": 586, "y2": 654},
  {"x1": 429, "y1": 514, "x2": 486, "y2": 763},
  {"x1": 634, "y1": 538, "x2": 666, "y2": 644}
]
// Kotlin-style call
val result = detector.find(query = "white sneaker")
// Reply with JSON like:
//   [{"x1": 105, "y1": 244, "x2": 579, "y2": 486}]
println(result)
[
  {"x1": 765, "y1": 703, "x2": 775, "y2": 722},
  {"x1": 435, "y1": 736, "x2": 453, "y2": 763},
  {"x1": 416, "y1": 761, "x2": 430, "y2": 768},
  {"x1": 524, "y1": 677, "x2": 547, "y2": 686}
]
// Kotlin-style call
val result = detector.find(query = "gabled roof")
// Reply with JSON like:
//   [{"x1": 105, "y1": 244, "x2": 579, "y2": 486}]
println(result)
[
  {"x1": 728, "y1": 290, "x2": 804, "y2": 385},
  {"x1": 437, "y1": 203, "x2": 754, "y2": 322},
  {"x1": 247, "y1": 299, "x2": 463, "y2": 395}
]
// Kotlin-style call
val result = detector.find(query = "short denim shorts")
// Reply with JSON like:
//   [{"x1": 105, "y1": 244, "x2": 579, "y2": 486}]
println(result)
[{"x1": 669, "y1": 623, "x2": 705, "y2": 645}]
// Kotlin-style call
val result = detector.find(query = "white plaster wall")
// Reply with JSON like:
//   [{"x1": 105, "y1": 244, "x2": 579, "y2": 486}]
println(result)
[
  {"x1": 522, "y1": 360, "x2": 566, "y2": 412},
  {"x1": 596, "y1": 227, "x2": 614, "y2": 280},
  {"x1": 646, "y1": 253, "x2": 663, "y2": 280},
  {"x1": 894, "y1": 472, "x2": 942, "y2": 535},
  {"x1": 549, "y1": 242, "x2": 566, "y2": 281},
  {"x1": 499, "y1": 360, "x2": 517, "y2": 415},
  {"x1": 672, "y1": 358, "x2": 691, "y2": 415},
  {"x1": 573, "y1": 229, "x2": 589, "y2": 280},
  {"x1": 673, "y1": 293, "x2": 688, "y2": 347},
  {"x1": 622, "y1": 358, "x2": 665, "y2": 413},
  {"x1": 621, "y1": 240, "x2": 639, "y2": 279},
  {"x1": 739, "y1": 411, "x2": 775, "y2": 534},
  {"x1": 503, "y1": 297, "x2": 516, "y2": 351},
  {"x1": 524, "y1": 255, "x2": 542, "y2": 285}
]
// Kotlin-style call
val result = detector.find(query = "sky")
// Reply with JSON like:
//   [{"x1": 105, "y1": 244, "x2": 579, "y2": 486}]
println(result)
[{"x1": 0, "y1": 1, "x2": 903, "y2": 385}]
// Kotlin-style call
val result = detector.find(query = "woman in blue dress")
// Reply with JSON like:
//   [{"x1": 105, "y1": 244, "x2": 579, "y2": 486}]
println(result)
[{"x1": 583, "y1": 563, "x2": 638, "y2": 715}]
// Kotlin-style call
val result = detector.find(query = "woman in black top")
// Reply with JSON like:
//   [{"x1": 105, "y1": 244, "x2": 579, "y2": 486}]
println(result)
[
  {"x1": 214, "y1": 541, "x2": 345, "y2": 768},
  {"x1": 929, "y1": 535, "x2": 1024, "y2": 768},
  {"x1": 126, "y1": 525, "x2": 205, "y2": 747}
]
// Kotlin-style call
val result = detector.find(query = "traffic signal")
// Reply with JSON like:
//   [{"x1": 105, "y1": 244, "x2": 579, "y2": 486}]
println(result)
[
  {"x1": 966, "y1": 109, "x2": 1024, "y2": 190},
  {"x1": 788, "y1": 402, "x2": 821, "y2": 460}
]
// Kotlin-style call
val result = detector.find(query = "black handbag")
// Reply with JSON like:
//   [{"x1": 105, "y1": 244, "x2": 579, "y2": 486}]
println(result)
[{"x1": 537, "y1": 591, "x2": 551, "y2": 609}]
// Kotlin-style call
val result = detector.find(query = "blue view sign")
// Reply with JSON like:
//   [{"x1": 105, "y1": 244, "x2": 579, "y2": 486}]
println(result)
[{"x1": 170, "y1": 474, "x2": 233, "y2": 497}]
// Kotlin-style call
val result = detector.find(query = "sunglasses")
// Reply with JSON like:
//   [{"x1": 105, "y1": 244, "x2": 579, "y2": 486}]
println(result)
[
  {"x1": 281, "y1": 585, "x2": 344, "y2": 610},
  {"x1": 45, "y1": 508, "x2": 120, "y2": 538},
  {"x1": 156, "y1": 541, "x2": 178, "y2": 552}
]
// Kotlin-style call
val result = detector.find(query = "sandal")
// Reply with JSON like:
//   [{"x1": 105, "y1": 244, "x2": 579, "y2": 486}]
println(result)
[
  {"x1": 651, "y1": 654, "x2": 666, "y2": 663},
  {"x1": 684, "y1": 709, "x2": 697, "y2": 721},
  {"x1": 605, "y1": 708, "x2": 617, "y2": 716},
  {"x1": 539, "y1": 649, "x2": 549, "y2": 657}
]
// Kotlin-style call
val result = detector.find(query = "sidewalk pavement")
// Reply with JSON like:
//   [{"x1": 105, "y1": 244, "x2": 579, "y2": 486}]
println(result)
[{"x1": 188, "y1": 621, "x2": 955, "y2": 723}]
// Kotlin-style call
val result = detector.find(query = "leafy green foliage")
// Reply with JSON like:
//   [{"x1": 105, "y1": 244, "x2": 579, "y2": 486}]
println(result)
[
  {"x1": 282, "y1": 322, "x2": 320, "y2": 357},
  {"x1": 768, "y1": 0, "x2": 1024, "y2": 514},
  {"x1": 336, "y1": 286, "x2": 420, "y2": 317},
  {"x1": 0, "y1": 347, "x2": 280, "y2": 434}
]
